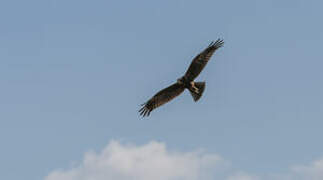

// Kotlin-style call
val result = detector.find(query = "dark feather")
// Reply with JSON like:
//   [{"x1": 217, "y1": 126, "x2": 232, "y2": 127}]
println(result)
[
  {"x1": 139, "y1": 82, "x2": 185, "y2": 117},
  {"x1": 184, "y1": 39, "x2": 224, "y2": 81}
]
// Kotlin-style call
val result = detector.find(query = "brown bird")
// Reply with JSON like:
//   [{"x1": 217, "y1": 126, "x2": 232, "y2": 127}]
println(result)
[{"x1": 139, "y1": 39, "x2": 224, "y2": 117}]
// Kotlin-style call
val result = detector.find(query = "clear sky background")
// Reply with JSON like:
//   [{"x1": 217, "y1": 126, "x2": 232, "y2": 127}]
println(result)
[{"x1": 1, "y1": 0, "x2": 323, "y2": 180}]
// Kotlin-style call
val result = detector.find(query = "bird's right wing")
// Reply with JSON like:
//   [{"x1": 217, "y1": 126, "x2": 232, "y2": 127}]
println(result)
[
  {"x1": 139, "y1": 82, "x2": 185, "y2": 117},
  {"x1": 184, "y1": 39, "x2": 224, "y2": 81}
]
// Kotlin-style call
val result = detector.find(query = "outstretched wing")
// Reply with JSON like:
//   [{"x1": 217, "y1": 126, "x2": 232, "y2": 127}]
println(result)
[
  {"x1": 184, "y1": 39, "x2": 224, "y2": 81},
  {"x1": 139, "y1": 82, "x2": 185, "y2": 117}
]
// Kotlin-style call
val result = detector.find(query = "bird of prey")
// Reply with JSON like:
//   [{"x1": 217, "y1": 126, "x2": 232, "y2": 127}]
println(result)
[{"x1": 139, "y1": 39, "x2": 224, "y2": 117}]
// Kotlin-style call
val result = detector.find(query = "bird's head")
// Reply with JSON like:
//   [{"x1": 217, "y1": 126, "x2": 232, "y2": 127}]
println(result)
[
  {"x1": 177, "y1": 77, "x2": 187, "y2": 84},
  {"x1": 177, "y1": 78, "x2": 183, "y2": 84}
]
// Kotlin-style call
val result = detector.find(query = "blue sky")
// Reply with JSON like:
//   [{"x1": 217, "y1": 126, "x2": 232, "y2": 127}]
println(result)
[{"x1": 1, "y1": 0, "x2": 323, "y2": 179}]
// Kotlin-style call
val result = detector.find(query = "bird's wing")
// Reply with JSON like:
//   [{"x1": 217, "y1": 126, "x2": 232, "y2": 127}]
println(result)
[
  {"x1": 139, "y1": 82, "x2": 185, "y2": 117},
  {"x1": 184, "y1": 39, "x2": 224, "y2": 81}
]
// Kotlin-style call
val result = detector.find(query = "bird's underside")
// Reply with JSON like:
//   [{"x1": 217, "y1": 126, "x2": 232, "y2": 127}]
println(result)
[{"x1": 139, "y1": 39, "x2": 224, "y2": 117}]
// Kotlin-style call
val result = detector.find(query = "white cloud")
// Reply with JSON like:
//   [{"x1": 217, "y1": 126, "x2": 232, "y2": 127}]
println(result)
[
  {"x1": 45, "y1": 140, "x2": 323, "y2": 180},
  {"x1": 226, "y1": 172, "x2": 259, "y2": 180},
  {"x1": 290, "y1": 158, "x2": 323, "y2": 180},
  {"x1": 45, "y1": 140, "x2": 227, "y2": 180}
]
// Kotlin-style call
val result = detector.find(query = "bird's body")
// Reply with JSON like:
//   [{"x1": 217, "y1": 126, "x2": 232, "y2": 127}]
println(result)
[
  {"x1": 176, "y1": 76, "x2": 191, "y2": 91},
  {"x1": 177, "y1": 76, "x2": 191, "y2": 89},
  {"x1": 177, "y1": 76, "x2": 203, "y2": 97},
  {"x1": 139, "y1": 39, "x2": 224, "y2": 117}
]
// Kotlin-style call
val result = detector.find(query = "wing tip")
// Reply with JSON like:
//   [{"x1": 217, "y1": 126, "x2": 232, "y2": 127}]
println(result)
[
  {"x1": 139, "y1": 103, "x2": 151, "y2": 117},
  {"x1": 209, "y1": 38, "x2": 224, "y2": 49}
]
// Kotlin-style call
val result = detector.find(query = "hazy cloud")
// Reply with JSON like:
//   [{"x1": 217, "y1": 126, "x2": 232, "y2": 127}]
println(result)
[
  {"x1": 226, "y1": 172, "x2": 259, "y2": 180},
  {"x1": 289, "y1": 158, "x2": 323, "y2": 180},
  {"x1": 45, "y1": 140, "x2": 226, "y2": 180},
  {"x1": 45, "y1": 140, "x2": 323, "y2": 180}
]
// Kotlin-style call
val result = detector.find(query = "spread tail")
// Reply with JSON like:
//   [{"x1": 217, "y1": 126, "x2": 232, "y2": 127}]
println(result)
[{"x1": 189, "y1": 81, "x2": 205, "y2": 102}]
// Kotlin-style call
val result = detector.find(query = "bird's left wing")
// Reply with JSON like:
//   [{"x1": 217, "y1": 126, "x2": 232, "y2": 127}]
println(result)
[
  {"x1": 184, "y1": 39, "x2": 224, "y2": 81},
  {"x1": 139, "y1": 82, "x2": 185, "y2": 117}
]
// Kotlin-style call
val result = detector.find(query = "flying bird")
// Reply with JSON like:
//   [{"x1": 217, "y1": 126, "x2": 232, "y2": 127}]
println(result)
[{"x1": 139, "y1": 39, "x2": 224, "y2": 117}]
